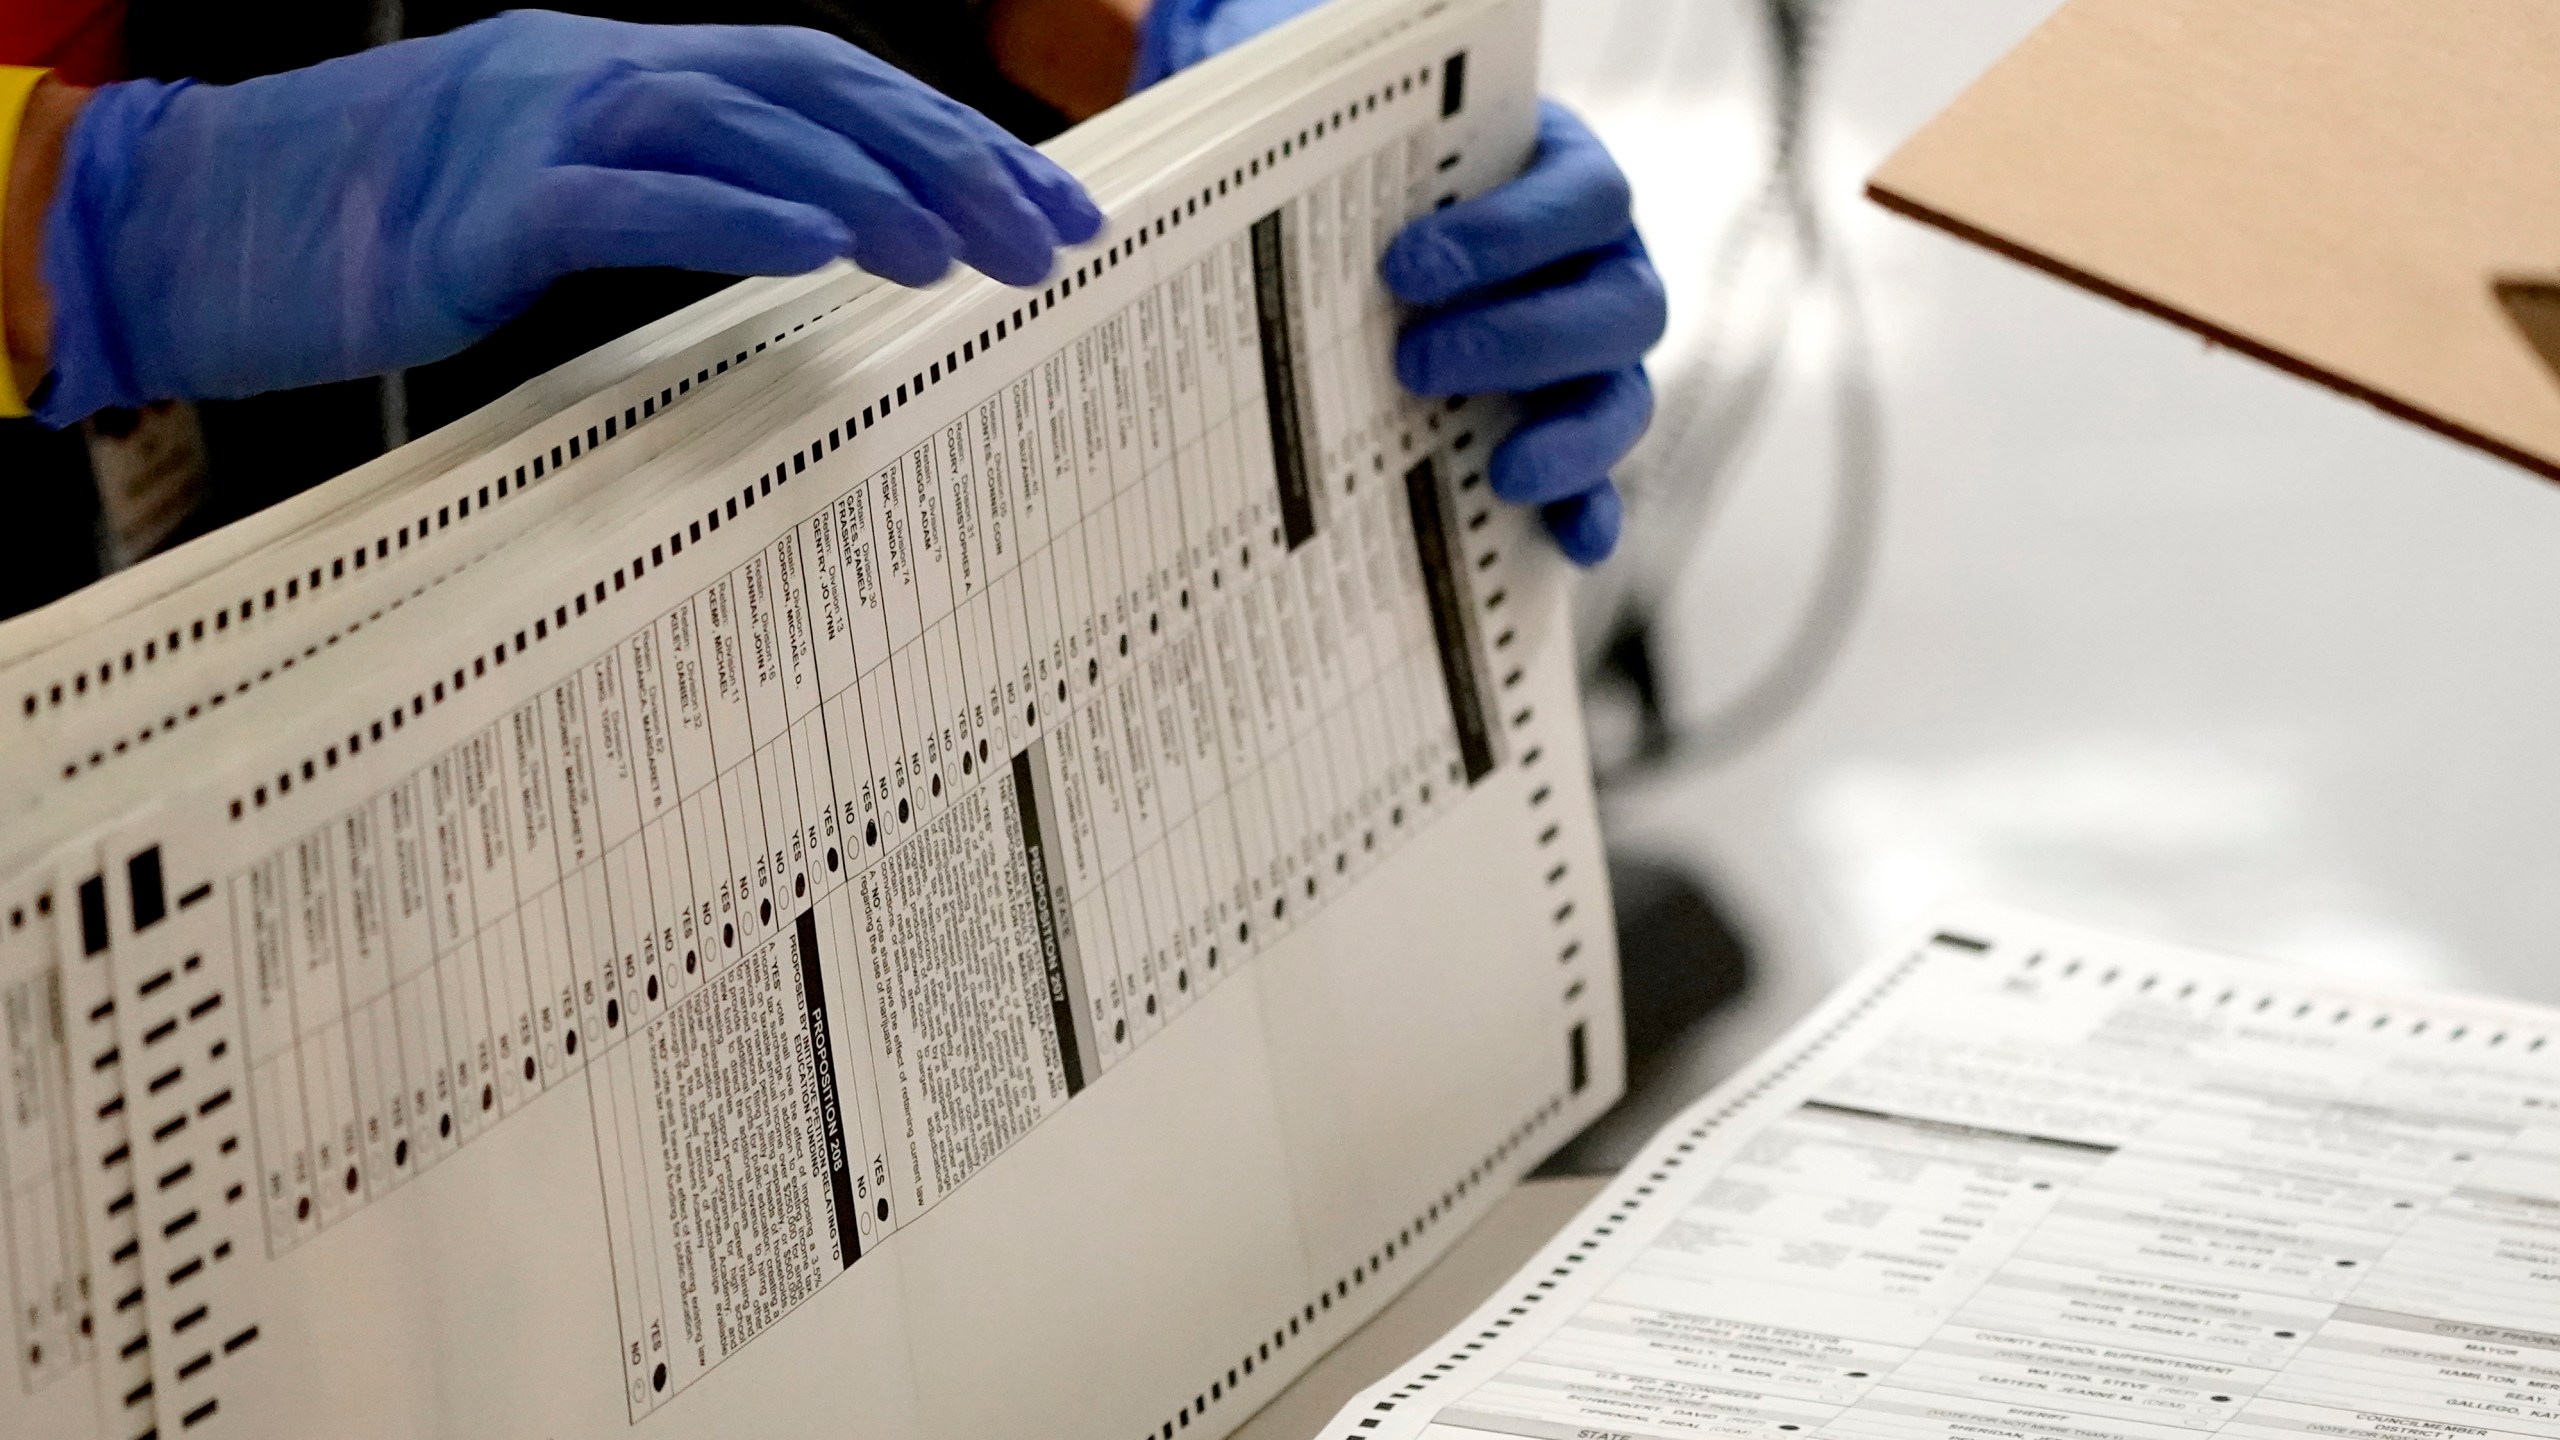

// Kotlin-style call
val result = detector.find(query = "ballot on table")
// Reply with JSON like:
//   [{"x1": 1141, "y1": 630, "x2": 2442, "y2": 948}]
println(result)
[
  {"x1": 1867, "y1": 0, "x2": 2560, "y2": 484},
  {"x1": 0, "y1": 1, "x2": 1628, "y2": 1435},
  {"x1": 1315, "y1": 903, "x2": 2560, "y2": 1440}
]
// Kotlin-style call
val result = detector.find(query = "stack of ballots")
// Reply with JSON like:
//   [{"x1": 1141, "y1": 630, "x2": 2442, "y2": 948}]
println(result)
[{"x1": 0, "y1": 0, "x2": 1627, "y2": 1437}]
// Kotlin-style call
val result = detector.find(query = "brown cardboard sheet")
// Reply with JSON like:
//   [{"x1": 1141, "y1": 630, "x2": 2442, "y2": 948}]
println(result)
[{"x1": 1866, "y1": 0, "x2": 2560, "y2": 481}]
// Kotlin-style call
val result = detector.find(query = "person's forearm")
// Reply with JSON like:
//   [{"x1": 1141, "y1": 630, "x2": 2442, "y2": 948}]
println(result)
[
  {"x1": 5, "y1": 75, "x2": 89, "y2": 406},
  {"x1": 985, "y1": 0, "x2": 1149, "y2": 121}
]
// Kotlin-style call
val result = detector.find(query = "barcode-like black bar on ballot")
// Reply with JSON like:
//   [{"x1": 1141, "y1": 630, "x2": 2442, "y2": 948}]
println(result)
[
  {"x1": 127, "y1": 845, "x2": 166, "y2": 931},
  {"x1": 1011, "y1": 746, "x2": 1089, "y2": 1095},
  {"x1": 1250, "y1": 210, "x2": 1319, "y2": 550},
  {"x1": 1404, "y1": 458, "x2": 1496, "y2": 784},
  {"x1": 793, "y1": 908, "x2": 862, "y2": 1271}
]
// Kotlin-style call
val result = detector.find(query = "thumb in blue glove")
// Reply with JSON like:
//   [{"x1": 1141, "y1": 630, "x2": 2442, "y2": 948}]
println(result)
[{"x1": 37, "y1": 11, "x2": 1105, "y2": 425}]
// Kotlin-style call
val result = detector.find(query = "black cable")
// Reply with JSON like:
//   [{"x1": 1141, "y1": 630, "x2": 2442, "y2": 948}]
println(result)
[
  {"x1": 1585, "y1": 0, "x2": 1885, "y2": 782},
  {"x1": 1579, "y1": 0, "x2": 1822, "y2": 663},
  {"x1": 1646, "y1": 254, "x2": 1883, "y2": 765}
]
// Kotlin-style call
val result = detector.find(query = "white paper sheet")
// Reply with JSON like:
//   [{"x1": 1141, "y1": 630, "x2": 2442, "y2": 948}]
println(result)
[
  {"x1": 0, "y1": 2, "x2": 1630, "y2": 1435},
  {"x1": 1329, "y1": 905, "x2": 2560, "y2": 1440}
]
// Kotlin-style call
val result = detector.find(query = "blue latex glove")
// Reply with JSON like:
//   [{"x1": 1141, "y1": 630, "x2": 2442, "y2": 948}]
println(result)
[
  {"x1": 1381, "y1": 103, "x2": 1661, "y2": 565},
  {"x1": 1131, "y1": 0, "x2": 1327, "y2": 87},
  {"x1": 1136, "y1": 7, "x2": 1664, "y2": 565},
  {"x1": 37, "y1": 11, "x2": 1104, "y2": 425}
]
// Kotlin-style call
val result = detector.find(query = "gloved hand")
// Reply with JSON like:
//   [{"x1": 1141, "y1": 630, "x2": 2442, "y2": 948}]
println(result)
[
  {"x1": 37, "y1": 11, "x2": 1103, "y2": 425},
  {"x1": 1381, "y1": 102, "x2": 1661, "y2": 566},
  {"x1": 1135, "y1": 6, "x2": 1664, "y2": 566}
]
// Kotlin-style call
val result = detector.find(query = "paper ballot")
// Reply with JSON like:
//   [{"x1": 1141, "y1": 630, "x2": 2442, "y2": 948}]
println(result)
[
  {"x1": 1321, "y1": 906, "x2": 2560, "y2": 1440},
  {"x1": 0, "y1": 1, "x2": 1630, "y2": 1435}
]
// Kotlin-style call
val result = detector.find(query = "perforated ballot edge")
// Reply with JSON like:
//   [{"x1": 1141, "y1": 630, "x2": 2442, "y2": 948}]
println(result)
[{"x1": 0, "y1": 4, "x2": 1630, "y2": 1438}]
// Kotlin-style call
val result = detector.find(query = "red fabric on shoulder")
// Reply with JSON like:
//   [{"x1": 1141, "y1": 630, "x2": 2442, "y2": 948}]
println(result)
[{"x1": 0, "y1": 0, "x2": 125, "y2": 82}]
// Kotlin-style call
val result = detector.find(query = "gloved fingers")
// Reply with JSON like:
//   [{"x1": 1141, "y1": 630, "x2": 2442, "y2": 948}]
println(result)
[
  {"x1": 1380, "y1": 103, "x2": 1634, "y2": 307},
  {"x1": 839, "y1": 102, "x2": 1062, "y2": 285},
  {"x1": 487, "y1": 165, "x2": 849, "y2": 319},
  {"x1": 1394, "y1": 238, "x2": 1667, "y2": 394},
  {"x1": 1488, "y1": 368, "x2": 1653, "y2": 506},
  {"x1": 674, "y1": 26, "x2": 1078, "y2": 285},
  {"x1": 922, "y1": 92, "x2": 1105, "y2": 243},
  {"x1": 804, "y1": 84, "x2": 1060, "y2": 285},
  {"x1": 1129, "y1": 0, "x2": 1214, "y2": 89},
  {"x1": 566, "y1": 67, "x2": 964, "y2": 287},
  {"x1": 989, "y1": 144, "x2": 1107, "y2": 247},
  {"x1": 1542, "y1": 481, "x2": 1624, "y2": 567}
]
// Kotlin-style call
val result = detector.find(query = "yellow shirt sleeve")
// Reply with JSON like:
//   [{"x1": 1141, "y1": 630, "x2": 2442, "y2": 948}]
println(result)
[{"x1": 0, "y1": 66, "x2": 56, "y2": 420}]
